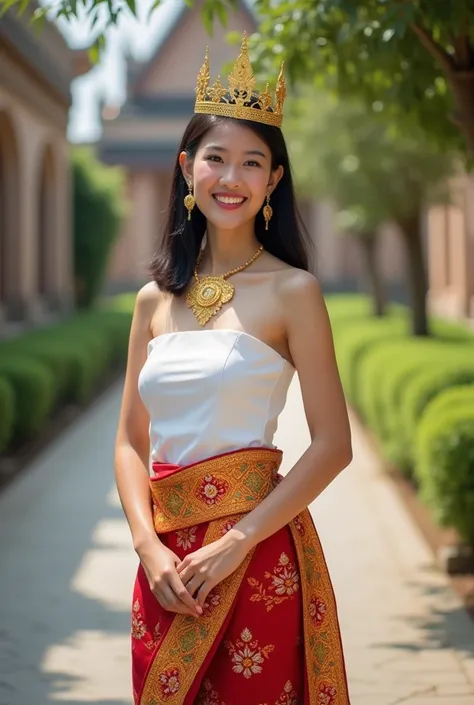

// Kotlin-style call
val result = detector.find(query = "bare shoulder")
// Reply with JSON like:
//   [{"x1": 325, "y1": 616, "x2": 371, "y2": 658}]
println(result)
[
  {"x1": 275, "y1": 267, "x2": 323, "y2": 312},
  {"x1": 132, "y1": 281, "x2": 166, "y2": 337},
  {"x1": 135, "y1": 280, "x2": 164, "y2": 315},
  {"x1": 136, "y1": 280, "x2": 162, "y2": 307}
]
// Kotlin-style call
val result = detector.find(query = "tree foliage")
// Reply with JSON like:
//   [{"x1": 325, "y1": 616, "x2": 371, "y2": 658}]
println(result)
[
  {"x1": 6, "y1": 0, "x2": 474, "y2": 154},
  {"x1": 72, "y1": 147, "x2": 128, "y2": 309},
  {"x1": 251, "y1": 0, "x2": 474, "y2": 155},
  {"x1": 286, "y1": 88, "x2": 455, "y2": 230},
  {"x1": 284, "y1": 87, "x2": 457, "y2": 335}
]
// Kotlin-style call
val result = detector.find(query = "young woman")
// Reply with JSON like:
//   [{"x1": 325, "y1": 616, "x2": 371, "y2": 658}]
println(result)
[{"x1": 115, "y1": 34, "x2": 352, "y2": 705}]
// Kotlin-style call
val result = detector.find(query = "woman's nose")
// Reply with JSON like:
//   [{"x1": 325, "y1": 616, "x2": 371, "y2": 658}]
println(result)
[{"x1": 219, "y1": 166, "x2": 242, "y2": 189}]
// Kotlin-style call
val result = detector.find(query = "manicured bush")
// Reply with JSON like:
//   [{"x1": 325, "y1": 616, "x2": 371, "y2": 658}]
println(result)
[
  {"x1": 417, "y1": 385, "x2": 474, "y2": 418},
  {"x1": 326, "y1": 293, "x2": 474, "y2": 542},
  {"x1": 2, "y1": 326, "x2": 104, "y2": 406},
  {"x1": 401, "y1": 362, "x2": 474, "y2": 465},
  {"x1": 0, "y1": 302, "x2": 133, "y2": 452},
  {"x1": 416, "y1": 392, "x2": 474, "y2": 545},
  {"x1": 105, "y1": 292, "x2": 137, "y2": 313},
  {"x1": 326, "y1": 294, "x2": 374, "y2": 324},
  {"x1": 331, "y1": 314, "x2": 408, "y2": 408},
  {"x1": 0, "y1": 356, "x2": 55, "y2": 443},
  {"x1": 357, "y1": 339, "x2": 473, "y2": 463},
  {"x1": 0, "y1": 376, "x2": 15, "y2": 453},
  {"x1": 80, "y1": 309, "x2": 132, "y2": 367}
]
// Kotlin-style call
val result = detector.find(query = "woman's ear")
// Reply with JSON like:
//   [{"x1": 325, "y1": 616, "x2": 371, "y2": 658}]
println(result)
[
  {"x1": 268, "y1": 164, "x2": 284, "y2": 195},
  {"x1": 179, "y1": 151, "x2": 193, "y2": 185}
]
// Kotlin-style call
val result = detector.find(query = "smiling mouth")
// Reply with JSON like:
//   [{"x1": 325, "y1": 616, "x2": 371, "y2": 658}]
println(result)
[{"x1": 212, "y1": 194, "x2": 247, "y2": 208}]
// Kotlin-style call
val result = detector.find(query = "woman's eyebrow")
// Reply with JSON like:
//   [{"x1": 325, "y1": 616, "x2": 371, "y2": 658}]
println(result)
[{"x1": 204, "y1": 144, "x2": 268, "y2": 158}]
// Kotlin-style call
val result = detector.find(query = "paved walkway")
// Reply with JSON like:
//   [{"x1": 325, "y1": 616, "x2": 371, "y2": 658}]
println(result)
[{"x1": 0, "y1": 376, "x2": 473, "y2": 705}]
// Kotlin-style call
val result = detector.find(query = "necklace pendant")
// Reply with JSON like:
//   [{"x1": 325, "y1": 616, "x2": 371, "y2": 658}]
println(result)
[{"x1": 186, "y1": 276, "x2": 235, "y2": 326}]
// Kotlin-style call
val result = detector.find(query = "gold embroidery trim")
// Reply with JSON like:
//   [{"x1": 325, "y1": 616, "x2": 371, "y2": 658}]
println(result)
[
  {"x1": 289, "y1": 511, "x2": 350, "y2": 703},
  {"x1": 150, "y1": 448, "x2": 282, "y2": 533}
]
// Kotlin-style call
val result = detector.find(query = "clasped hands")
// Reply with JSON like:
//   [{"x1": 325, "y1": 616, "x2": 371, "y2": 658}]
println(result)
[
  {"x1": 142, "y1": 528, "x2": 250, "y2": 618},
  {"x1": 176, "y1": 529, "x2": 250, "y2": 616}
]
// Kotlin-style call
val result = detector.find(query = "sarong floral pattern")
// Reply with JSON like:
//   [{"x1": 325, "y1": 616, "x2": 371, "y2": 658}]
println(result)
[
  {"x1": 224, "y1": 627, "x2": 275, "y2": 678},
  {"x1": 132, "y1": 448, "x2": 350, "y2": 704},
  {"x1": 247, "y1": 551, "x2": 300, "y2": 611}
]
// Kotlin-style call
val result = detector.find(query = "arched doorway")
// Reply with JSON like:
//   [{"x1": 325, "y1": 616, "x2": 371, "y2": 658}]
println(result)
[{"x1": 0, "y1": 111, "x2": 20, "y2": 320}]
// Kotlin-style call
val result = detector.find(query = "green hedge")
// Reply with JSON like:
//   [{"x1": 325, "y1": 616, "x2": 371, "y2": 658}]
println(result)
[
  {"x1": 326, "y1": 293, "x2": 474, "y2": 544},
  {"x1": 357, "y1": 340, "x2": 474, "y2": 471},
  {"x1": 416, "y1": 387, "x2": 474, "y2": 545},
  {"x1": 0, "y1": 304, "x2": 132, "y2": 452},
  {"x1": 0, "y1": 356, "x2": 55, "y2": 443},
  {"x1": 0, "y1": 377, "x2": 15, "y2": 453},
  {"x1": 331, "y1": 315, "x2": 408, "y2": 408},
  {"x1": 401, "y1": 362, "x2": 474, "y2": 467}
]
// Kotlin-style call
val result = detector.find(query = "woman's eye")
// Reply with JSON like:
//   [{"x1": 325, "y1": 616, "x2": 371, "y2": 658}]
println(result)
[
  {"x1": 245, "y1": 160, "x2": 261, "y2": 167},
  {"x1": 206, "y1": 155, "x2": 222, "y2": 162}
]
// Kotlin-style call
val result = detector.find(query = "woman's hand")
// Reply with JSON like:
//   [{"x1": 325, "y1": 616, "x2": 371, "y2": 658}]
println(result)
[
  {"x1": 176, "y1": 530, "x2": 251, "y2": 609},
  {"x1": 137, "y1": 536, "x2": 203, "y2": 617}
]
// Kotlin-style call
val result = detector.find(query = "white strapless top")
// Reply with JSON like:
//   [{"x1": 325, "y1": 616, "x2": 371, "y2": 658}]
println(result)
[{"x1": 138, "y1": 329, "x2": 295, "y2": 467}]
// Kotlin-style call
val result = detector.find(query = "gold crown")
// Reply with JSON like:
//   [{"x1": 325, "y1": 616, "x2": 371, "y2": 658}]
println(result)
[{"x1": 194, "y1": 32, "x2": 286, "y2": 128}]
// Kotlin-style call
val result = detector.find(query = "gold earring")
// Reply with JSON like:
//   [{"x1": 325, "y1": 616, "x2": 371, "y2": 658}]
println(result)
[
  {"x1": 263, "y1": 193, "x2": 273, "y2": 230},
  {"x1": 184, "y1": 182, "x2": 195, "y2": 220}
]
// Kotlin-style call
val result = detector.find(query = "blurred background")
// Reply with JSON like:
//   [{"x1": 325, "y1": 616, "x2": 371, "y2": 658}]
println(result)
[{"x1": 0, "y1": 1, "x2": 473, "y2": 703}]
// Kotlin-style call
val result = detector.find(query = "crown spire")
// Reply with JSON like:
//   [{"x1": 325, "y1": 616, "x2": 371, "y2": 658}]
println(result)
[{"x1": 194, "y1": 32, "x2": 285, "y2": 128}]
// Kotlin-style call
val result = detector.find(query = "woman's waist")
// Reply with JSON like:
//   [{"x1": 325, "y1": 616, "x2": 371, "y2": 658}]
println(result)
[{"x1": 150, "y1": 446, "x2": 282, "y2": 533}]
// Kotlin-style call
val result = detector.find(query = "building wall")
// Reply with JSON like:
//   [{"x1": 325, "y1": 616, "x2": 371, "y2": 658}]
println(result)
[
  {"x1": 0, "y1": 8, "x2": 85, "y2": 330},
  {"x1": 109, "y1": 171, "x2": 172, "y2": 286},
  {"x1": 0, "y1": 85, "x2": 72, "y2": 325},
  {"x1": 427, "y1": 174, "x2": 474, "y2": 320}
]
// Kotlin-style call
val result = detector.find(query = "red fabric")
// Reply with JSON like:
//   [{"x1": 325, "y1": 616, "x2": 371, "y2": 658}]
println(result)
[
  {"x1": 131, "y1": 452, "x2": 348, "y2": 705},
  {"x1": 132, "y1": 518, "x2": 305, "y2": 704}
]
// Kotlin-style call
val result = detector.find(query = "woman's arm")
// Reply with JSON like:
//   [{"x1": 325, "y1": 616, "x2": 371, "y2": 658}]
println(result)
[
  {"x1": 228, "y1": 271, "x2": 352, "y2": 549},
  {"x1": 177, "y1": 271, "x2": 352, "y2": 608},
  {"x1": 115, "y1": 283, "x2": 160, "y2": 550},
  {"x1": 115, "y1": 283, "x2": 202, "y2": 617}
]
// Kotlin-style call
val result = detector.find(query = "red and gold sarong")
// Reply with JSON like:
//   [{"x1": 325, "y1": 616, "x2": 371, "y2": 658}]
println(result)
[{"x1": 132, "y1": 448, "x2": 350, "y2": 704}]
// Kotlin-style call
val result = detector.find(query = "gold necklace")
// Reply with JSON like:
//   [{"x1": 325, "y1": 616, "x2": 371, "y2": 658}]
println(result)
[{"x1": 186, "y1": 244, "x2": 264, "y2": 326}]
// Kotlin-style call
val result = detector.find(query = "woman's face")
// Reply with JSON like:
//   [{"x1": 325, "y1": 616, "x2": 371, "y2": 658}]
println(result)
[{"x1": 180, "y1": 121, "x2": 283, "y2": 231}]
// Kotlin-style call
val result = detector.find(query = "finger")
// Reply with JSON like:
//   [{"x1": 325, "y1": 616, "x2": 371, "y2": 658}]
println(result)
[
  {"x1": 169, "y1": 571, "x2": 203, "y2": 615},
  {"x1": 155, "y1": 584, "x2": 192, "y2": 615},
  {"x1": 178, "y1": 565, "x2": 193, "y2": 585},
  {"x1": 184, "y1": 575, "x2": 205, "y2": 599},
  {"x1": 176, "y1": 556, "x2": 191, "y2": 574},
  {"x1": 197, "y1": 581, "x2": 214, "y2": 609}
]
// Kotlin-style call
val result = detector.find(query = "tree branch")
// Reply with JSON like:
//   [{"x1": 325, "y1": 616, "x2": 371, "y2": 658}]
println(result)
[
  {"x1": 410, "y1": 22, "x2": 456, "y2": 75},
  {"x1": 453, "y1": 35, "x2": 472, "y2": 70}
]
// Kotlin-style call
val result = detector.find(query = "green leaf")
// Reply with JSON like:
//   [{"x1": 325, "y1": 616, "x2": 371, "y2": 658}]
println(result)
[
  {"x1": 215, "y1": 0, "x2": 228, "y2": 27},
  {"x1": 17, "y1": 0, "x2": 31, "y2": 15},
  {"x1": 147, "y1": 0, "x2": 163, "y2": 21},
  {"x1": 29, "y1": 6, "x2": 48, "y2": 32},
  {"x1": 201, "y1": 3, "x2": 214, "y2": 35},
  {"x1": 87, "y1": 34, "x2": 106, "y2": 64},
  {"x1": 0, "y1": 0, "x2": 20, "y2": 18}
]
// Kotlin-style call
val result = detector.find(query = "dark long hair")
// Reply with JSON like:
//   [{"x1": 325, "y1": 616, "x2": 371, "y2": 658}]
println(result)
[{"x1": 150, "y1": 111, "x2": 313, "y2": 294}]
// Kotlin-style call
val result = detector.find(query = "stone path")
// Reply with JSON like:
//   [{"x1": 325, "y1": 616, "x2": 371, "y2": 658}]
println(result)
[{"x1": 0, "y1": 376, "x2": 472, "y2": 704}]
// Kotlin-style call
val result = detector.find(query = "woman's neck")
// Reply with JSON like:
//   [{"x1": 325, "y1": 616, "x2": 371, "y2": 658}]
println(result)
[{"x1": 200, "y1": 223, "x2": 261, "y2": 276}]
